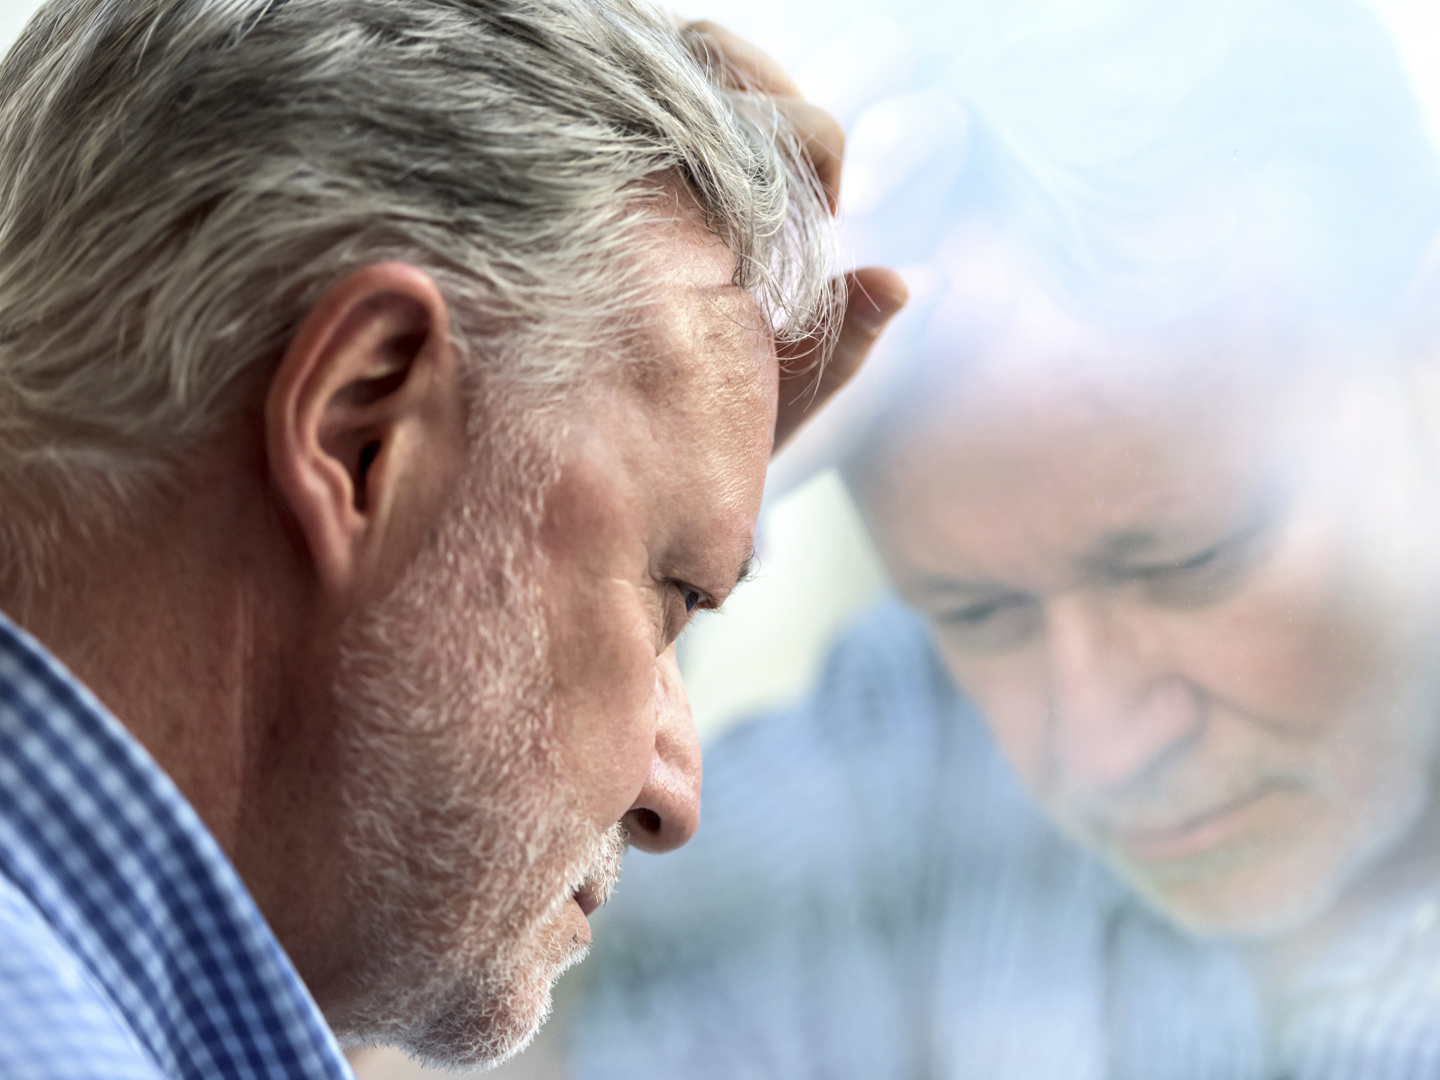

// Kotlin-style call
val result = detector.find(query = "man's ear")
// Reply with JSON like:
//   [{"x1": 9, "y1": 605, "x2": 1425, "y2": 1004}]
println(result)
[{"x1": 266, "y1": 262, "x2": 466, "y2": 599}]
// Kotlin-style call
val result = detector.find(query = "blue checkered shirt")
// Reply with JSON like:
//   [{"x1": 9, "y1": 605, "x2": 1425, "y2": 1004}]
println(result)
[{"x1": 0, "y1": 610, "x2": 356, "y2": 1079}]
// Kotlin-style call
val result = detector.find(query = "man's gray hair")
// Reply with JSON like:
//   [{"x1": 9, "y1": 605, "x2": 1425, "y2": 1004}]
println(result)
[{"x1": 0, "y1": 0, "x2": 835, "y2": 579}]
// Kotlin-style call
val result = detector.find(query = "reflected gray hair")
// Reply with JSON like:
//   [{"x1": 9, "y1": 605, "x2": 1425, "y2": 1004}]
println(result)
[
  {"x1": 809, "y1": 0, "x2": 1440, "y2": 481},
  {"x1": 0, "y1": 0, "x2": 835, "y2": 580}
]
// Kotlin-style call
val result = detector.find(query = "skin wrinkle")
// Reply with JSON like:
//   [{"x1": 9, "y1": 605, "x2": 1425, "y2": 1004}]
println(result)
[{"x1": 624, "y1": 243, "x2": 769, "y2": 618}]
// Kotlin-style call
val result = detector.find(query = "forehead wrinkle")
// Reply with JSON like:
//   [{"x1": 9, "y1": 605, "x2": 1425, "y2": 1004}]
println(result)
[
  {"x1": 627, "y1": 281, "x2": 771, "y2": 407},
  {"x1": 688, "y1": 283, "x2": 772, "y2": 384}
]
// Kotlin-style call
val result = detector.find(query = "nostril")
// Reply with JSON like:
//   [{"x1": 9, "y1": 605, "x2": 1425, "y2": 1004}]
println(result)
[{"x1": 631, "y1": 808, "x2": 661, "y2": 834}]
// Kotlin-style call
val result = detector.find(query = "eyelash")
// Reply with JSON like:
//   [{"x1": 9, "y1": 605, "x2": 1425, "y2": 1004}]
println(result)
[
  {"x1": 1130, "y1": 542, "x2": 1225, "y2": 579},
  {"x1": 946, "y1": 598, "x2": 1015, "y2": 624},
  {"x1": 674, "y1": 581, "x2": 709, "y2": 615}
]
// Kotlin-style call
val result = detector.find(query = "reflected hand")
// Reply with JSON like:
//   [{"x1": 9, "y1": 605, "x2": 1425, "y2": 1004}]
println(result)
[{"x1": 680, "y1": 20, "x2": 908, "y2": 453}]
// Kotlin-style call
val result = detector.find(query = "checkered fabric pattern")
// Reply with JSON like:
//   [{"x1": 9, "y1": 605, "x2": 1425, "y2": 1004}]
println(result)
[{"x1": 0, "y1": 611, "x2": 355, "y2": 1080}]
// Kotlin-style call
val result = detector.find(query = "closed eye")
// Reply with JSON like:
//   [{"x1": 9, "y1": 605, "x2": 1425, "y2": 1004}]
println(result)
[
  {"x1": 1131, "y1": 542, "x2": 1225, "y2": 578},
  {"x1": 932, "y1": 593, "x2": 1043, "y2": 652},
  {"x1": 1121, "y1": 530, "x2": 1262, "y2": 606},
  {"x1": 943, "y1": 598, "x2": 1014, "y2": 624}
]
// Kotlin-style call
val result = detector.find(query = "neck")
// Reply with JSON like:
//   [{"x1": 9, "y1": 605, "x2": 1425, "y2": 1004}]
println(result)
[
  {"x1": 4, "y1": 502, "x2": 259, "y2": 853},
  {"x1": 0, "y1": 476, "x2": 353, "y2": 996}
]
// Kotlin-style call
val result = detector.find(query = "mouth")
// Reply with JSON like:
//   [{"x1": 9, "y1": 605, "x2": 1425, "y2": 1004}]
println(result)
[
  {"x1": 1111, "y1": 786, "x2": 1279, "y2": 863},
  {"x1": 572, "y1": 883, "x2": 602, "y2": 918},
  {"x1": 566, "y1": 824, "x2": 628, "y2": 919}
]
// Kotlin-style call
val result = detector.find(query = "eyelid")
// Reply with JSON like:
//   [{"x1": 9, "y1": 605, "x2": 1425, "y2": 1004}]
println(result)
[
  {"x1": 930, "y1": 592, "x2": 1044, "y2": 653},
  {"x1": 1124, "y1": 542, "x2": 1226, "y2": 578},
  {"x1": 1128, "y1": 520, "x2": 1269, "y2": 580},
  {"x1": 941, "y1": 595, "x2": 1019, "y2": 621},
  {"x1": 672, "y1": 579, "x2": 714, "y2": 615},
  {"x1": 1126, "y1": 528, "x2": 1270, "y2": 610},
  {"x1": 659, "y1": 580, "x2": 707, "y2": 654},
  {"x1": 1116, "y1": 503, "x2": 1277, "y2": 582}
]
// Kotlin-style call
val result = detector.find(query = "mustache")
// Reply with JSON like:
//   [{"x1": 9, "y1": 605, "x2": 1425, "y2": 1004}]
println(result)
[
  {"x1": 567, "y1": 821, "x2": 629, "y2": 913},
  {"x1": 1048, "y1": 697, "x2": 1319, "y2": 837},
  {"x1": 1066, "y1": 774, "x2": 1311, "y2": 838}
]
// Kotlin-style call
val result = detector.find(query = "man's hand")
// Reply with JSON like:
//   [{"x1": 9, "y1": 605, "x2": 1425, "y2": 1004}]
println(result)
[
  {"x1": 680, "y1": 21, "x2": 908, "y2": 453},
  {"x1": 773, "y1": 266, "x2": 907, "y2": 450}
]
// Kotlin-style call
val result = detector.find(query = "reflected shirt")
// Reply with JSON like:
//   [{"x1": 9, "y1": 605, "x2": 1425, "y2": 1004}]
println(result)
[
  {"x1": 0, "y1": 611, "x2": 354, "y2": 1079},
  {"x1": 571, "y1": 601, "x2": 1440, "y2": 1080}
]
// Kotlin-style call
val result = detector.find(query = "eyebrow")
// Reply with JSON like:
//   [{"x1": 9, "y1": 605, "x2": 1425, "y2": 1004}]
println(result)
[
  {"x1": 707, "y1": 550, "x2": 757, "y2": 610},
  {"x1": 900, "y1": 530, "x2": 1218, "y2": 600},
  {"x1": 1084, "y1": 497, "x2": 1278, "y2": 572}
]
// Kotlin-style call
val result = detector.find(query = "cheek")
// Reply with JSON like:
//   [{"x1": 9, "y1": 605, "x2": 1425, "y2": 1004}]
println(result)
[
  {"x1": 1164, "y1": 527, "x2": 1412, "y2": 734},
  {"x1": 537, "y1": 468, "x2": 663, "y2": 831},
  {"x1": 937, "y1": 642, "x2": 1052, "y2": 787},
  {"x1": 543, "y1": 577, "x2": 661, "y2": 829}
]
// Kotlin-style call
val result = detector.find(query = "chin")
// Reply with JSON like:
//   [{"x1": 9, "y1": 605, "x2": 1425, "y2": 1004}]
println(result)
[
  {"x1": 1110, "y1": 827, "x2": 1388, "y2": 941},
  {"x1": 398, "y1": 958, "x2": 560, "y2": 1071},
  {"x1": 330, "y1": 812, "x2": 623, "y2": 1071},
  {"x1": 1125, "y1": 862, "x2": 1340, "y2": 940},
  {"x1": 1083, "y1": 781, "x2": 1432, "y2": 941},
  {"x1": 338, "y1": 896, "x2": 589, "y2": 1072},
  {"x1": 428, "y1": 892, "x2": 599, "y2": 1066}
]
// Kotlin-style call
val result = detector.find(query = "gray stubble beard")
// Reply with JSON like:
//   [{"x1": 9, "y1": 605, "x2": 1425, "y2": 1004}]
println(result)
[{"x1": 324, "y1": 413, "x2": 625, "y2": 1068}]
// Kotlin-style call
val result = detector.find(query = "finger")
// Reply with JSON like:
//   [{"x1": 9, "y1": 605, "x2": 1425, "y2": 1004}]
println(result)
[
  {"x1": 774, "y1": 98, "x2": 844, "y2": 214},
  {"x1": 681, "y1": 21, "x2": 802, "y2": 97},
  {"x1": 774, "y1": 266, "x2": 908, "y2": 451},
  {"x1": 679, "y1": 21, "x2": 843, "y2": 212}
]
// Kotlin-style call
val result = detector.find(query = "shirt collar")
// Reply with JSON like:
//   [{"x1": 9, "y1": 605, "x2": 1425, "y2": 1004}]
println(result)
[{"x1": 0, "y1": 611, "x2": 354, "y2": 1079}]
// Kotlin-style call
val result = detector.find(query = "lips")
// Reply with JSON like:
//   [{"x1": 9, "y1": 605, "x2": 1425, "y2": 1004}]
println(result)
[
  {"x1": 566, "y1": 822, "x2": 628, "y2": 919},
  {"x1": 573, "y1": 883, "x2": 602, "y2": 917},
  {"x1": 1111, "y1": 786, "x2": 1278, "y2": 862}
]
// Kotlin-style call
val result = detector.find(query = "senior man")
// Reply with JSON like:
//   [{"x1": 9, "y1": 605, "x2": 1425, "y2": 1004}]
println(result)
[{"x1": 0, "y1": 0, "x2": 903, "y2": 1076}]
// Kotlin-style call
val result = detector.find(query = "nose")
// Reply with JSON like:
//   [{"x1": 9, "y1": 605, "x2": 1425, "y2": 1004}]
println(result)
[
  {"x1": 622, "y1": 644, "x2": 702, "y2": 852},
  {"x1": 1044, "y1": 594, "x2": 1202, "y2": 789}
]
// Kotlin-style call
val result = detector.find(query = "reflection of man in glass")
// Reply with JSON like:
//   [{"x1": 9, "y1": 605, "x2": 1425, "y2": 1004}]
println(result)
[
  {"x1": 569, "y1": 0, "x2": 1440, "y2": 1075},
  {"x1": 858, "y1": 236, "x2": 1440, "y2": 943}
]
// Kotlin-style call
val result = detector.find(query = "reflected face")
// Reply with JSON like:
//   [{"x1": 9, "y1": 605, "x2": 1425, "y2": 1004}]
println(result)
[
  {"x1": 862, "y1": 316, "x2": 1440, "y2": 936},
  {"x1": 329, "y1": 224, "x2": 775, "y2": 1065}
]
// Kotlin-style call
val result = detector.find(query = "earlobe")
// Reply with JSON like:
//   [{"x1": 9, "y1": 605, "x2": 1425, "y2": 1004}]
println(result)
[{"x1": 266, "y1": 263, "x2": 466, "y2": 602}]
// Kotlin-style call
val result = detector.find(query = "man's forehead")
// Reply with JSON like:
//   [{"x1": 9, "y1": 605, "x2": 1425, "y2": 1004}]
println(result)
[
  {"x1": 865, "y1": 354, "x2": 1296, "y2": 583},
  {"x1": 633, "y1": 266, "x2": 775, "y2": 400}
]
